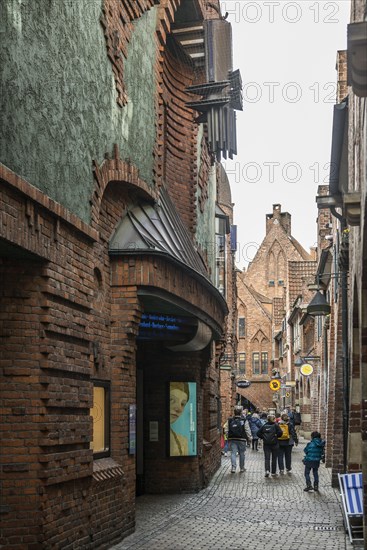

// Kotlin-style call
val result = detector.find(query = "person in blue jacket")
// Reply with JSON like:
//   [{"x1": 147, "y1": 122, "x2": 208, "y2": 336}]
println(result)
[
  {"x1": 248, "y1": 412, "x2": 262, "y2": 451},
  {"x1": 303, "y1": 431, "x2": 325, "y2": 492}
]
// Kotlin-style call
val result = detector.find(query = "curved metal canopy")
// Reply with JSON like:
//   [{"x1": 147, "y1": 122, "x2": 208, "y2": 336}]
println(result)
[{"x1": 109, "y1": 187, "x2": 209, "y2": 281}]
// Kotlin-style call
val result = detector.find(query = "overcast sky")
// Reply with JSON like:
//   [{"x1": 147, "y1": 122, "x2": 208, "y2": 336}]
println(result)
[{"x1": 220, "y1": 0, "x2": 351, "y2": 268}]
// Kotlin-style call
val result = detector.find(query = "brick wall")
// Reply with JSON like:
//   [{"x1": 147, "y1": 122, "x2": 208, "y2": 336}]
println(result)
[
  {"x1": 161, "y1": 46, "x2": 198, "y2": 235},
  {"x1": 0, "y1": 165, "x2": 140, "y2": 548}
]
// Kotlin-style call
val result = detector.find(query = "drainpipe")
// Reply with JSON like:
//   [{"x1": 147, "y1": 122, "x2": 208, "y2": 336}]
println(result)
[{"x1": 341, "y1": 261, "x2": 349, "y2": 472}]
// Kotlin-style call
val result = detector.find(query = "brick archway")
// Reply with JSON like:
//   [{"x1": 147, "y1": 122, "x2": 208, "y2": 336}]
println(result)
[{"x1": 91, "y1": 144, "x2": 157, "y2": 230}]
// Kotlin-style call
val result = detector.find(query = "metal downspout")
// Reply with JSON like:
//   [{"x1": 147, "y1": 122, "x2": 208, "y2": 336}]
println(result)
[{"x1": 341, "y1": 267, "x2": 349, "y2": 472}]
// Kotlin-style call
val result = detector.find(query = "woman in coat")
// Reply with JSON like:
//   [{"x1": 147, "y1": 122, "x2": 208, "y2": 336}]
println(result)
[{"x1": 248, "y1": 412, "x2": 263, "y2": 451}]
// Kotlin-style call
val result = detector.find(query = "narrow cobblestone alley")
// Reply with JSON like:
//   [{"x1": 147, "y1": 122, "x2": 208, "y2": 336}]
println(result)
[{"x1": 111, "y1": 440, "x2": 356, "y2": 550}]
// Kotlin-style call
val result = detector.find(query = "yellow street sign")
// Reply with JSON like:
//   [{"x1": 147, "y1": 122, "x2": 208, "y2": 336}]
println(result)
[
  {"x1": 285, "y1": 392, "x2": 291, "y2": 398},
  {"x1": 269, "y1": 379, "x2": 281, "y2": 391}
]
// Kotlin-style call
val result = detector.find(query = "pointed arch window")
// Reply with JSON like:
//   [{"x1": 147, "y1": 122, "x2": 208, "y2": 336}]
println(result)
[
  {"x1": 238, "y1": 317, "x2": 246, "y2": 338},
  {"x1": 252, "y1": 352, "x2": 260, "y2": 374},
  {"x1": 238, "y1": 353, "x2": 246, "y2": 373},
  {"x1": 261, "y1": 352, "x2": 268, "y2": 374}
]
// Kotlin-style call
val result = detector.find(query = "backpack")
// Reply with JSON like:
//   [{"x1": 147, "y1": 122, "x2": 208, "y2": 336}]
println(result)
[
  {"x1": 228, "y1": 417, "x2": 246, "y2": 439},
  {"x1": 278, "y1": 423, "x2": 290, "y2": 440},
  {"x1": 261, "y1": 424, "x2": 278, "y2": 445}
]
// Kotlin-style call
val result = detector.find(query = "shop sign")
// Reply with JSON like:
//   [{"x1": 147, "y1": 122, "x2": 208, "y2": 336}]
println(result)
[
  {"x1": 236, "y1": 380, "x2": 251, "y2": 388},
  {"x1": 138, "y1": 313, "x2": 196, "y2": 341},
  {"x1": 269, "y1": 379, "x2": 281, "y2": 391},
  {"x1": 300, "y1": 364, "x2": 314, "y2": 376}
]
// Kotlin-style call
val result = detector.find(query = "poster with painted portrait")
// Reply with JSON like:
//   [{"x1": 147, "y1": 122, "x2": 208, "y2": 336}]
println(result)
[{"x1": 169, "y1": 382, "x2": 197, "y2": 457}]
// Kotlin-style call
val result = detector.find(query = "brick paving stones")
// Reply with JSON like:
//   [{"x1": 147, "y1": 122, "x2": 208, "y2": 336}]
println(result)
[{"x1": 111, "y1": 440, "x2": 357, "y2": 550}]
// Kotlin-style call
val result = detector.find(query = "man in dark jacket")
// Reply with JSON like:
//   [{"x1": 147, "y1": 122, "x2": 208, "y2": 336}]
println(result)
[
  {"x1": 227, "y1": 406, "x2": 252, "y2": 473},
  {"x1": 257, "y1": 414, "x2": 283, "y2": 477},
  {"x1": 290, "y1": 406, "x2": 302, "y2": 437}
]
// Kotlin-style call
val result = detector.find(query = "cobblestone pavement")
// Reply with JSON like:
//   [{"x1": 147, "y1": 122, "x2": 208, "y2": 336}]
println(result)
[{"x1": 111, "y1": 440, "x2": 356, "y2": 550}]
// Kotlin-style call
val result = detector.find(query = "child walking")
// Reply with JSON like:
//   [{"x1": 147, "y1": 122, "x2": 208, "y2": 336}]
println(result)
[{"x1": 303, "y1": 431, "x2": 325, "y2": 492}]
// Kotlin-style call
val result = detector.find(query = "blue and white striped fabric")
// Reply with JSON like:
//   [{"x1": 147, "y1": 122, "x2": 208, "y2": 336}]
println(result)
[{"x1": 342, "y1": 473, "x2": 363, "y2": 515}]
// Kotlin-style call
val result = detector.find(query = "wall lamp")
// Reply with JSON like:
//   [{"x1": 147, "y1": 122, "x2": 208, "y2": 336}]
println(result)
[
  {"x1": 307, "y1": 290, "x2": 331, "y2": 316},
  {"x1": 306, "y1": 271, "x2": 338, "y2": 317}
]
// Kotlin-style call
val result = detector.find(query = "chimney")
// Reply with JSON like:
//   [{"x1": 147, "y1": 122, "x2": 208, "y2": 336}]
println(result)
[{"x1": 266, "y1": 204, "x2": 291, "y2": 235}]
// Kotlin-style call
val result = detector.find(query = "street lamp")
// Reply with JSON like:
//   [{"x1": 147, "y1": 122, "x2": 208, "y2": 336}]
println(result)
[{"x1": 306, "y1": 290, "x2": 331, "y2": 316}]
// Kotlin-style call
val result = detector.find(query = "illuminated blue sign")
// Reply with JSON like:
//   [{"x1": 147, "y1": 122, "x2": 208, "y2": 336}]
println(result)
[{"x1": 137, "y1": 313, "x2": 196, "y2": 341}]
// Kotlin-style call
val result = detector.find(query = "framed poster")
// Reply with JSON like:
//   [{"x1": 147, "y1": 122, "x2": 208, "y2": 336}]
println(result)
[{"x1": 168, "y1": 382, "x2": 197, "y2": 457}]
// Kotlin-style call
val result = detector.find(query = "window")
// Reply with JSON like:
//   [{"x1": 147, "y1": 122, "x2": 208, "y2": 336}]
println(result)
[
  {"x1": 261, "y1": 352, "x2": 268, "y2": 374},
  {"x1": 90, "y1": 381, "x2": 110, "y2": 458},
  {"x1": 293, "y1": 322, "x2": 301, "y2": 353},
  {"x1": 215, "y1": 215, "x2": 226, "y2": 296},
  {"x1": 278, "y1": 280, "x2": 284, "y2": 286},
  {"x1": 238, "y1": 317, "x2": 246, "y2": 338},
  {"x1": 268, "y1": 280, "x2": 275, "y2": 287},
  {"x1": 252, "y1": 352, "x2": 260, "y2": 374},
  {"x1": 278, "y1": 338, "x2": 283, "y2": 358},
  {"x1": 317, "y1": 315, "x2": 323, "y2": 340},
  {"x1": 238, "y1": 353, "x2": 246, "y2": 373}
]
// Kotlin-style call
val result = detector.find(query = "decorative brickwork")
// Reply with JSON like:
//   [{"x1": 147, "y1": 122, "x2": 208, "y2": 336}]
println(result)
[
  {"x1": 101, "y1": 0, "x2": 158, "y2": 107},
  {"x1": 160, "y1": 46, "x2": 198, "y2": 233},
  {"x1": 91, "y1": 144, "x2": 157, "y2": 229}
]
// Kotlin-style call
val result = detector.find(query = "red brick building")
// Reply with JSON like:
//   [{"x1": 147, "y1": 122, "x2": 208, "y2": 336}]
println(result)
[
  {"x1": 235, "y1": 204, "x2": 314, "y2": 412},
  {"x1": 0, "y1": 1, "x2": 241, "y2": 547}
]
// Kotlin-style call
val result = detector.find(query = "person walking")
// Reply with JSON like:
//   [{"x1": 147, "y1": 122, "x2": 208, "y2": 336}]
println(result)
[
  {"x1": 257, "y1": 414, "x2": 283, "y2": 477},
  {"x1": 303, "y1": 431, "x2": 326, "y2": 492},
  {"x1": 277, "y1": 413, "x2": 298, "y2": 474},
  {"x1": 257, "y1": 412, "x2": 267, "y2": 450},
  {"x1": 248, "y1": 412, "x2": 262, "y2": 451},
  {"x1": 227, "y1": 406, "x2": 252, "y2": 473},
  {"x1": 292, "y1": 406, "x2": 302, "y2": 437},
  {"x1": 222, "y1": 420, "x2": 229, "y2": 457}
]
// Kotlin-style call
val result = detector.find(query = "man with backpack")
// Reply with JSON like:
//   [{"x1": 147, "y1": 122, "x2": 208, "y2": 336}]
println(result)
[
  {"x1": 277, "y1": 413, "x2": 298, "y2": 474},
  {"x1": 227, "y1": 406, "x2": 252, "y2": 473},
  {"x1": 257, "y1": 414, "x2": 283, "y2": 477}
]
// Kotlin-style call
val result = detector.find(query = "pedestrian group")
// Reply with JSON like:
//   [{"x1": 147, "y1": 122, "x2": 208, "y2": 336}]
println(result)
[{"x1": 224, "y1": 406, "x2": 325, "y2": 492}]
